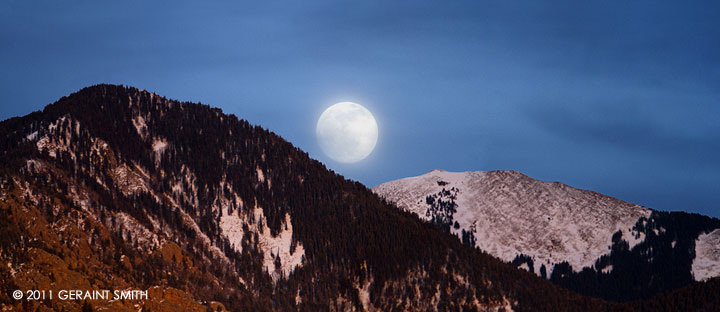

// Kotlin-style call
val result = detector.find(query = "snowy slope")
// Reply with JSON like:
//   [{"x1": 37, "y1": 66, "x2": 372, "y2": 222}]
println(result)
[
  {"x1": 373, "y1": 170, "x2": 652, "y2": 275},
  {"x1": 693, "y1": 229, "x2": 720, "y2": 281}
]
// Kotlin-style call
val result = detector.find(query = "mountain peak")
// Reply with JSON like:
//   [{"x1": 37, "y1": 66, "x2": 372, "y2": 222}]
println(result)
[{"x1": 374, "y1": 169, "x2": 651, "y2": 272}]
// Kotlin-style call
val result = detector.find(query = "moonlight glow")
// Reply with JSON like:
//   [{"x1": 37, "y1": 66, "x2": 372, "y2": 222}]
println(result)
[{"x1": 316, "y1": 102, "x2": 378, "y2": 163}]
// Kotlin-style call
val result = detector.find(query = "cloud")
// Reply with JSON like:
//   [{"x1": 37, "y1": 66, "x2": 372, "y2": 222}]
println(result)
[{"x1": 528, "y1": 104, "x2": 720, "y2": 169}]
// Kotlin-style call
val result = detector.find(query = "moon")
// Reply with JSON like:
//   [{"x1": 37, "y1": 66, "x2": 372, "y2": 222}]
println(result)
[{"x1": 316, "y1": 102, "x2": 378, "y2": 163}]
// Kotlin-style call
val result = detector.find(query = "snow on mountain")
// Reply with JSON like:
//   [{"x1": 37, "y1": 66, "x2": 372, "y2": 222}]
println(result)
[
  {"x1": 693, "y1": 229, "x2": 720, "y2": 281},
  {"x1": 220, "y1": 205, "x2": 305, "y2": 282},
  {"x1": 373, "y1": 169, "x2": 652, "y2": 275}
]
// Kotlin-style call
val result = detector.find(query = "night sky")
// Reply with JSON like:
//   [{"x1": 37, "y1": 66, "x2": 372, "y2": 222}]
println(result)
[{"x1": 2, "y1": 1, "x2": 718, "y2": 217}]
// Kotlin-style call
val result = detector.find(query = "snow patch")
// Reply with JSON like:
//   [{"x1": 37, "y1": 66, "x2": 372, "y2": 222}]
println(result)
[
  {"x1": 256, "y1": 167, "x2": 265, "y2": 183},
  {"x1": 601, "y1": 265, "x2": 613, "y2": 274},
  {"x1": 358, "y1": 278, "x2": 373, "y2": 311},
  {"x1": 151, "y1": 138, "x2": 169, "y2": 166},
  {"x1": 132, "y1": 115, "x2": 147, "y2": 138},
  {"x1": 152, "y1": 138, "x2": 168, "y2": 153},
  {"x1": 220, "y1": 211, "x2": 245, "y2": 252},
  {"x1": 170, "y1": 166, "x2": 199, "y2": 208},
  {"x1": 625, "y1": 228, "x2": 646, "y2": 250},
  {"x1": 165, "y1": 194, "x2": 227, "y2": 261},
  {"x1": 692, "y1": 229, "x2": 720, "y2": 281},
  {"x1": 518, "y1": 263, "x2": 530, "y2": 272},
  {"x1": 111, "y1": 164, "x2": 151, "y2": 196},
  {"x1": 26, "y1": 131, "x2": 38, "y2": 141},
  {"x1": 35, "y1": 116, "x2": 77, "y2": 160},
  {"x1": 112, "y1": 212, "x2": 159, "y2": 250},
  {"x1": 256, "y1": 208, "x2": 304, "y2": 281},
  {"x1": 36, "y1": 136, "x2": 55, "y2": 157},
  {"x1": 24, "y1": 159, "x2": 42, "y2": 172},
  {"x1": 220, "y1": 205, "x2": 305, "y2": 282},
  {"x1": 48, "y1": 116, "x2": 65, "y2": 132}
]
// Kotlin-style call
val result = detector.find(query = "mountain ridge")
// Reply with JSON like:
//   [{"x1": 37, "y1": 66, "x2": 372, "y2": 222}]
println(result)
[
  {"x1": 373, "y1": 169, "x2": 720, "y2": 301},
  {"x1": 1, "y1": 84, "x2": 718, "y2": 310}
]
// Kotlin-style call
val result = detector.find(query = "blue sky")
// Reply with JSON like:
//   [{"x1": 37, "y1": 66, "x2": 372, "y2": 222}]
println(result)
[{"x1": 2, "y1": 1, "x2": 719, "y2": 217}]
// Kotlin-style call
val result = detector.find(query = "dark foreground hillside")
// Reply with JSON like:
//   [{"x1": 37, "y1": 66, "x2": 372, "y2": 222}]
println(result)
[{"x1": 0, "y1": 84, "x2": 716, "y2": 311}]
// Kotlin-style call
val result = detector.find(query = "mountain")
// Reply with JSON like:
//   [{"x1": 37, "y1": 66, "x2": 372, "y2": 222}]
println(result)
[
  {"x1": 2, "y1": 85, "x2": 719, "y2": 311},
  {"x1": 373, "y1": 169, "x2": 720, "y2": 301},
  {"x1": 0, "y1": 84, "x2": 609, "y2": 311}
]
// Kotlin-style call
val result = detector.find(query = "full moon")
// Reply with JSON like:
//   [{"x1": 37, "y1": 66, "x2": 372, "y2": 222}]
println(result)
[{"x1": 316, "y1": 102, "x2": 378, "y2": 163}]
